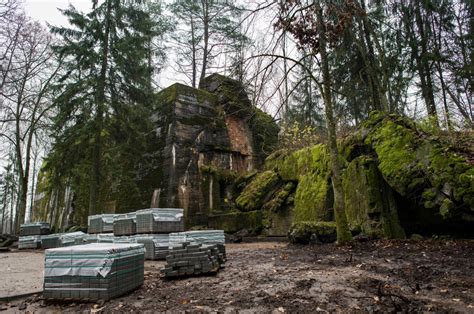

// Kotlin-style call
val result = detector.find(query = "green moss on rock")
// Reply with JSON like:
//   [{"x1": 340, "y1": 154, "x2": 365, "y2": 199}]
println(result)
[
  {"x1": 236, "y1": 170, "x2": 280, "y2": 211},
  {"x1": 208, "y1": 210, "x2": 262, "y2": 233},
  {"x1": 342, "y1": 156, "x2": 405, "y2": 238},
  {"x1": 265, "y1": 144, "x2": 330, "y2": 181},
  {"x1": 294, "y1": 172, "x2": 333, "y2": 223},
  {"x1": 363, "y1": 112, "x2": 474, "y2": 220},
  {"x1": 288, "y1": 221, "x2": 337, "y2": 244}
]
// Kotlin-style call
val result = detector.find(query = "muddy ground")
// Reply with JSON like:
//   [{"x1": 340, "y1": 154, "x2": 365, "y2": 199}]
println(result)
[{"x1": 1, "y1": 240, "x2": 473, "y2": 313}]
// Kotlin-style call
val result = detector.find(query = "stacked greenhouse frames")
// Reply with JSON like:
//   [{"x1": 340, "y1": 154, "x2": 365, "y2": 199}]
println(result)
[{"x1": 43, "y1": 243, "x2": 145, "y2": 300}]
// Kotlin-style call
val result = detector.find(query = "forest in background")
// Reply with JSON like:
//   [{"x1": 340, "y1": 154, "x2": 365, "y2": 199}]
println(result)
[{"x1": 0, "y1": 0, "x2": 472, "y2": 237}]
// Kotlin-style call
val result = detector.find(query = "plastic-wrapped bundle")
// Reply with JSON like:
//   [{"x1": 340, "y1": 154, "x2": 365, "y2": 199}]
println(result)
[
  {"x1": 169, "y1": 230, "x2": 225, "y2": 245},
  {"x1": 96, "y1": 233, "x2": 116, "y2": 243},
  {"x1": 113, "y1": 213, "x2": 136, "y2": 236},
  {"x1": 18, "y1": 235, "x2": 41, "y2": 249},
  {"x1": 59, "y1": 231, "x2": 87, "y2": 247},
  {"x1": 41, "y1": 233, "x2": 63, "y2": 249},
  {"x1": 135, "y1": 234, "x2": 169, "y2": 260},
  {"x1": 82, "y1": 234, "x2": 99, "y2": 244},
  {"x1": 88, "y1": 214, "x2": 115, "y2": 234},
  {"x1": 20, "y1": 222, "x2": 50, "y2": 236},
  {"x1": 135, "y1": 208, "x2": 184, "y2": 234},
  {"x1": 43, "y1": 243, "x2": 145, "y2": 301}
]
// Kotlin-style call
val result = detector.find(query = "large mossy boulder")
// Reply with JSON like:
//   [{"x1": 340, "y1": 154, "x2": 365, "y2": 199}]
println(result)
[
  {"x1": 356, "y1": 112, "x2": 474, "y2": 221},
  {"x1": 232, "y1": 111, "x2": 473, "y2": 239}
]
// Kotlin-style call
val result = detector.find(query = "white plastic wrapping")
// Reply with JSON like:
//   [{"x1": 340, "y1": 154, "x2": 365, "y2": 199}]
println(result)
[{"x1": 44, "y1": 243, "x2": 145, "y2": 278}]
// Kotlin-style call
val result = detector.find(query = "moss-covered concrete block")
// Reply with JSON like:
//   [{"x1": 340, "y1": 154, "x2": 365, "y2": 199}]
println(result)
[
  {"x1": 235, "y1": 170, "x2": 280, "y2": 211},
  {"x1": 342, "y1": 156, "x2": 405, "y2": 238},
  {"x1": 288, "y1": 221, "x2": 337, "y2": 244},
  {"x1": 208, "y1": 211, "x2": 262, "y2": 233}
]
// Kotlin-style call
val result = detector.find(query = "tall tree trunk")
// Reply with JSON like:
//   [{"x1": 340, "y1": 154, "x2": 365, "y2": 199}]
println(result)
[
  {"x1": 89, "y1": 0, "x2": 112, "y2": 216},
  {"x1": 198, "y1": 0, "x2": 209, "y2": 87},
  {"x1": 190, "y1": 15, "x2": 197, "y2": 88},
  {"x1": 316, "y1": 4, "x2": 351, "y2": 244},
  {"x1": 414, "y1": 1, "x2": 438, "y2": 125}
]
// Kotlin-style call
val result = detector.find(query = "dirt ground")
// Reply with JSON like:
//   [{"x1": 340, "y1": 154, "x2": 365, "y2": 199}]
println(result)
[
  {"x1": 0, "y1": 251, "x2": 44, "y2": 298},
  {"x1": 1, "y1": 240, "x2": 473, "y2": 313}
]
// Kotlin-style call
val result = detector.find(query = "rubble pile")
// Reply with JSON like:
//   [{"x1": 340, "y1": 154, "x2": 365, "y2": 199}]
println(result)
[{"x1": 43, "y1": 243, "x2": 145, "y2": 301}]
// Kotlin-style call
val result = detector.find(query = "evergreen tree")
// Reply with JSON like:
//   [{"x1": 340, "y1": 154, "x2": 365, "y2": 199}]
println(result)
[{"x1": 48, "y1": 0, "x2": 163, "y2": 217}]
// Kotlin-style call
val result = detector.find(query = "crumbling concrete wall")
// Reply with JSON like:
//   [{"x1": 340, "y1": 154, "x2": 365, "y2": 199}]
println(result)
[{"x1": 152, "y1": 75, "x2": 279, "y2": 227}]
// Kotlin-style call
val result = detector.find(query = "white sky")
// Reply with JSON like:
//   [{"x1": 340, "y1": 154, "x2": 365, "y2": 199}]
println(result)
[{"x1": 24, "y1": 0, "x2": 92, "y2": 27}]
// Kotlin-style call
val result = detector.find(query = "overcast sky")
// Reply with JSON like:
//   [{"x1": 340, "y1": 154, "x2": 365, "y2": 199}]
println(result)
[{"x1": 24, "y1": 0, "x2": 92, "y2": 26}]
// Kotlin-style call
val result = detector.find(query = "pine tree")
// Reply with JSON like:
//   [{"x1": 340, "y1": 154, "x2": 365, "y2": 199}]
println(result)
[{"x1": 49, "y1": 0, "x2": 162, "y2": 217}]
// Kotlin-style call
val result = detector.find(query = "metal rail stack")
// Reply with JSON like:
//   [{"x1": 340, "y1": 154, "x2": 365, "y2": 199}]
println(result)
[
  {"x1": 20, "y1": 222, "x2": 50, "y2": 236},
  {"x1": 43, "y1": 243, "x2": 145, "y2": 301},
  {"x1": 136, "y1": 208, "x2": 184, "y2": 234},
  {"x1": 113, "y1": 213, "x2": 136, "y2": 236}
]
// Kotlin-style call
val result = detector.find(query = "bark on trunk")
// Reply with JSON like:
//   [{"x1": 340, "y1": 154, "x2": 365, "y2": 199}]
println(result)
[{"x1": 316, "y1": 4, "x2": 351, "y2": 244}]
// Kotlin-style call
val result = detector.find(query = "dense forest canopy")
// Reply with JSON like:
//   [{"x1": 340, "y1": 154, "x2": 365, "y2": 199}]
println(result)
[{"x1": 0, "y1": 0, "x2": 472, "y2": 235}]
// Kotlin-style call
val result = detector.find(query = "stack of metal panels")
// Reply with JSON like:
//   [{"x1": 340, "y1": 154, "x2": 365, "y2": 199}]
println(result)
[
  {"x1": 20, "y1": 222, "x2": 51, "y2": 236},
  {"x1": 59, "y1": 231, "x2": 87, "y2": 247},
  {"x1": 136, "y1": 208, "x2": 184, "y2": 234},
  {"x1": 40, "y1": 234, "x2": 63, "y2": 249},
  {"x1": 161, "y1": 242, "x2": 225, "y2": 278},
  {"x1": 88, "y1": 214, "x2": 115, "y2": 234},
  {"x1": 113, "y1": 213, "x2": 136, "y2": 236},
  {"x1": 18, "y1": 235, "x2": 41, "y2": 249},
  {"x1": 43, "y1": 243, "x2": 145, "y2": 301},
  {"x1": 135, "y1": 234, "x2": 169, "y2": 260}
]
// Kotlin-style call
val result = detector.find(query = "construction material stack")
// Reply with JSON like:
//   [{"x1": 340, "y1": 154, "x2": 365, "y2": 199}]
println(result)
[
  {"x1": 161, "y1": 242, "x2": 225, "y2": 278},
  {"x1": 87, "y1": 214, "x2": 115, "y2": 234},
  {"x1": 135, "y1": 234, "x2": 169, "y2": 260},
  {"x1": 40, "y1": 234, "x2": 62, "y2": 249},
  {"x1": 43, "y1": 243, "x2": 145, "y2": 301},
  {"x1": 18, "y1": 235, "x2": 41, "y2": 249},
  {"x1": 59, "y1": 231, "x2": 87, "y2": 247},
  {"x1": 20, "y1": 222, "x2": 51, "y2": 236},
  {"x1": 113, "y1": 213, "x2": 136, "y2": 236},
  {"x1": 136, "y1": 208, "x2": 184, "y2": 234},
  {"x1": 169, "y1": 230, "x2": 226, "y2": 261}
]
